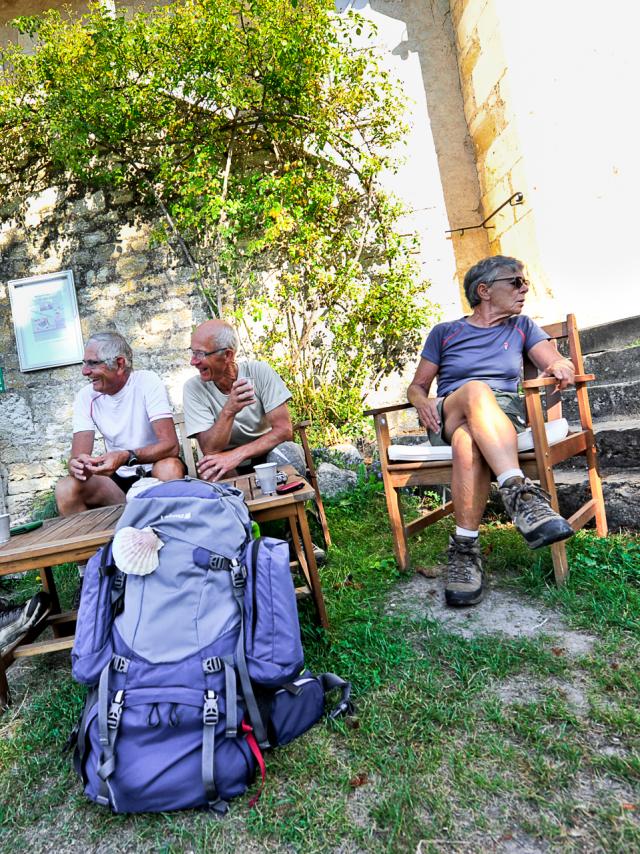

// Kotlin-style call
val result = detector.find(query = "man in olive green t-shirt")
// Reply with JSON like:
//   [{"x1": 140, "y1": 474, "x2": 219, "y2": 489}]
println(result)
[{"x1": 183, "y1": 319, "x2": 300, "y2": 482}]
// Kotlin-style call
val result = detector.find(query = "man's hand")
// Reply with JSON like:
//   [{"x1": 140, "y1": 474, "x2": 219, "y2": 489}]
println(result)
[
  {"x1": 68, "y1": 453, "x2": 95, "y2": 482},
  {"x1": 84, "y1": 450, "x2": 129, "y2": 477},
  {"x1": 223, "y1": 378, "x2": 256, "y2": 416},
  {"x1": 197, "y1": 448, "x2": 247, "y2": 482},
  {"x1": 542, "y1": 358, "x2": 575, "y2": 390},
  {"x1": 415, "y1": 397, "x2": 442, "y2": 433}
]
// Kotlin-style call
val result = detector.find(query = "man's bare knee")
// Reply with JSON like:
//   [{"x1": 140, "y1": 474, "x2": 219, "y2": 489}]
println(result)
[
  {"x1": 152, "y1": 457, "x2": 186, "y2": 481},
  {"x1": 55, "y1": 476, "x2": 83, "y2": 515}
]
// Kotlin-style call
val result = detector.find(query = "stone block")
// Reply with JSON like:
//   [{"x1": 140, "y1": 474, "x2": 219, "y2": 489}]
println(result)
[
  {"x1": 70, "y1": 190, "x2": 106, "y2": 216},
  {"x1": 116, "y1": 254, "x2": 150, "y2": 279},
  {"x1": 482, "y1": 123, "x2": 521, "y2": 185},
  {"x1": 585, "y1": 345, "x2": 640, "y2": 384},
  {"x1": 82, "y1": 230, "x2": 109, "y2": 248},
  {"x1": 471, "y1": 31, "x2": 505, "y2": 107},
  {"x1": 327, "y1": 442, "x2": 363, "y2": 467},
  {"x1": 562, "y1": 380, "x2": 640, "y2": 422},
  {"x1": 7, "y1": 475, "x2": 56, "y2": 495},
  {"x1": 317, "y1": 462, "x2": 357, "y2": 498},
  {"x1": 580, "y1": 315, "x2": 640, "y2": 354},
  {"x1": 0, "y1": 393, "x2": 34, "y2": 436},
  {"x1": 453, "y1": 0, "x2": 487, "y2": 49},
  {"x1": 24, "y1": 187, "x2": 59, "y2": 228},
  {"x1": 556, "y1": 470, "x2": 640, "y2": 532},
  {"x1": 9, "y1": 462, "x2": 46, "y2": 480}
]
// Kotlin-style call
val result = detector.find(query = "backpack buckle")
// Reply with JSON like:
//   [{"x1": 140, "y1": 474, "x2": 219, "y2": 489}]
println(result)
[
  {"x1": 202, "y1": 657, "x2": 222, "y2": 674},
  {"x1": 112, "y1": 571, "x2": 126, "y2": 591},
  {"x1": 230, "y1": 561, "x2": 247, "y2": 588},
  {"x1": 112, "y1": 655, "x2": 130, "y2": 674},
  {"x1": 203, "y1": 690, "x2": 219, "y2": 726},
  {"x1": 107, "y1": 690, "x2": 125, "y2": 730},
  {"x1": 208, "y1": 554, "x2": 230, "y2": 571}
]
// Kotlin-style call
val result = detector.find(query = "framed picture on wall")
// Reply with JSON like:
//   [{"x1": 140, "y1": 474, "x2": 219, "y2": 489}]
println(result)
[{"x1": 7, "y1": 270, "x2": 84, "y2": 372}]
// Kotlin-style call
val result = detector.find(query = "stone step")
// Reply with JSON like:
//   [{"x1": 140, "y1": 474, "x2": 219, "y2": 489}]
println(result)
[
  {"x1": 554, "y1": 468, "x2": 640, "y2": 533},
  {"x1": 587, "y1": 418, "x2": 640, "y2": 471},
  {"x1": 579, "y1": 314, "x2": 640, "y2": 354},
  {"x1": 584, "y1": 344, "x2": 640, "y2": 384},
  {"x1": 561, "y1": 379, "x2": 640, "y2": 421}
]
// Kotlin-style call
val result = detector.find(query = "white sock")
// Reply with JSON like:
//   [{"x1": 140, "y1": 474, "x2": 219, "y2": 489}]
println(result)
[
  {"x1": 77, "y1": 562, "x2": 87, "y2": 579},
  {"x1": 497, "y1": 469, "x2": 524, "y2": 488},
  {"x1": 455, "y1": 526, "x2": 479, "y2": 539}
]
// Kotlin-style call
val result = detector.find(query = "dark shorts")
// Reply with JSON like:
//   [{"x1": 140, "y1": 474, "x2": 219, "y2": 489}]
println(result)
[
  {"x1": 110, "y1": 470, "x2": 151, "y2": 495},
  {"x1": 236, "y1": 454, "x2": 268, "y2": 476},
  {"x1": 427, "y1": 390, "x2": 527, "y2": 447}
]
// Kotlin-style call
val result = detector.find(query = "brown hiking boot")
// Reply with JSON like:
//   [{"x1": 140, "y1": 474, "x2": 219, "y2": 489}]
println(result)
[
  {"x1": 499, "y1": 476, "x2": 574, "y2": 549},
  {"x1": 445, "y1": 535, "x2": 484, "y2": 607}
]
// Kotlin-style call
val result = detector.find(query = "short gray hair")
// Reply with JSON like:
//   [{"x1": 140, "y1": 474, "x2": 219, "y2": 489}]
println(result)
[
  {"x1": 463, "y1": 255, "x2": 523, "y2": 308},
  {"x1": 208, "y1": 323, "x2": 238, "y2": 352},
  {"x1": 86, "y1": 331, "x2": 133, "y2": 369}
]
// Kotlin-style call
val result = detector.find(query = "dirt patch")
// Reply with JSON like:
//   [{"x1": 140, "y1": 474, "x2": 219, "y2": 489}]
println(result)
[
  {"x1": 492, "y1": 674, "x2": 590, "y2": 715},
  {"x1": 387, "y1": 575, "x2": 596, "y2": 656}
]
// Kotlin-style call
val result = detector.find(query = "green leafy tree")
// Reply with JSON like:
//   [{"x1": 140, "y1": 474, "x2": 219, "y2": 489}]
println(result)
[{"x1": 0, "y1": 0, "x2": 438, "y2": 439}]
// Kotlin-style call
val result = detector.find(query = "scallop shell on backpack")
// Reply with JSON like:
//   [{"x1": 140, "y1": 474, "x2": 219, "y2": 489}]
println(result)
[{"x1": 112, "y1": 526, "x2": 164, "y2": 575}]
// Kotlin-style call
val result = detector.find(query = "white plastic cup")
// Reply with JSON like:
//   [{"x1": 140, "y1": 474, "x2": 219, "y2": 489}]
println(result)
[
  {"x1": 254, "y1": 462, "x2": 277, "y2": 495},
  {"x1": 0, "y1": 513, "x2": 10, "y2": 544}
]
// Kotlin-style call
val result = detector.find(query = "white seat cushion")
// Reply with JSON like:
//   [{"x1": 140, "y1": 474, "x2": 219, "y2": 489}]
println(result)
[
  {"x1": 387, "y1": 418, "x2": 570, "y2": 462},
  {"x1": 516, "y1": 417, "x2": 569, "y2": 452}
]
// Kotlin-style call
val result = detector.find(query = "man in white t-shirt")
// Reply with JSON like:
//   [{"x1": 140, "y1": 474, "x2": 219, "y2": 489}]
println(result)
[
  {"x1": 183, "y1": 319, "x2": 300, "y2": 482},
  {"x1": 55, "y1": 331, "x2": 185, "y2": 515}
]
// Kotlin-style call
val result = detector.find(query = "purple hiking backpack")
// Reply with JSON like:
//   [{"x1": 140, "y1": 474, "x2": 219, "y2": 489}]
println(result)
[{"x1": 70, "y1": 478, "x2": 351, "y2": 814}]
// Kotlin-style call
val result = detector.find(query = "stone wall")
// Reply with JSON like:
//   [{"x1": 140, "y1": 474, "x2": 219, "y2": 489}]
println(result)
[
  {"x1": 449, "y1": 0, "x2": 551, "y2": 316},
  {"x1": 0, "y1": 185, "x2": 206, "y2": 521}
]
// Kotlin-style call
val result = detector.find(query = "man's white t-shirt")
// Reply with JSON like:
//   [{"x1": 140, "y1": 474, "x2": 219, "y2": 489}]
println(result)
[
  {"x1": 72, "y1": 370, "x2": 173, "y2": 476},
  {"x1": 183, "y1": 360, "x2": 291, "y2": 449}
]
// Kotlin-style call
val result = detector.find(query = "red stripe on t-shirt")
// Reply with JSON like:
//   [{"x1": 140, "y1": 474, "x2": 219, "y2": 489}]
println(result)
[{"x1": 442, "y1": 328, "x2": 463, "y2": 348}]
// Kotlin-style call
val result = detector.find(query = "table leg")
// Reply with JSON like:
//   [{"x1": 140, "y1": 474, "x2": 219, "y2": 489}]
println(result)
[
  {"x1": 294, "y1": 504, "x2": 329, "y2": 629},
  {"x1": 40, "y1": 566, "x2": 64, "y2": 637}
]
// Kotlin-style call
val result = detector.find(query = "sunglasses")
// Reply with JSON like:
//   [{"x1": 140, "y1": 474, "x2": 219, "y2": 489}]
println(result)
[
  {"x1": 491, "y1": 275, "x2": 529, "y2": 290},
  {"x1": 188, "y1": 347, "x2": 228, "y2": 359}
]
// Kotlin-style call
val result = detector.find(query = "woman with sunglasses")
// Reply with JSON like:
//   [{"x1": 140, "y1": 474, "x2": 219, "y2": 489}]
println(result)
[{"x1": 408, "y1": 255, "x2": 575, "y2": 607}]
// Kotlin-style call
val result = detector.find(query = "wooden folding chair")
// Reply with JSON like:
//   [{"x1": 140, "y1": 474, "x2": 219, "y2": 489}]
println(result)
[
  {"x1": 173, "y1": 414, "x2": 331, "y2": 548},
  {"x1": 365, "y1": 314, "x2": 607, "y2": 586}
]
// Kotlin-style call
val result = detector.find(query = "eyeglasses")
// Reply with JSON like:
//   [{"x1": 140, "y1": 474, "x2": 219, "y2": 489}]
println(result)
[
  {"x1": 491, "y1": 276, "x2": 529, "y2": 290},
  {"x1": 81, "y1": 359, "x2": 106, "y2": 368},
  {"x1": 188, "y1": 347, "x2": 228, "y2": 360}
]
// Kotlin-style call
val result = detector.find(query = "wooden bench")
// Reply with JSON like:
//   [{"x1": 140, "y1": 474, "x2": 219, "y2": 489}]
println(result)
[{"x1": 365, "y1": 314, "x2": 607, "y2": 586}]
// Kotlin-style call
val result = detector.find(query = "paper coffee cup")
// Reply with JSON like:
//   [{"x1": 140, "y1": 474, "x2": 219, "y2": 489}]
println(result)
[{"x1": 254, "y1": 462, "x2": 277, "y2": 495}]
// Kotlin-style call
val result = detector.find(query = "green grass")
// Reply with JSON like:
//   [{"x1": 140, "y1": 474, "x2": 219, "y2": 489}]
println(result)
[{"x1": 1, "y1": 481, "x2": 639, "y2": 852}]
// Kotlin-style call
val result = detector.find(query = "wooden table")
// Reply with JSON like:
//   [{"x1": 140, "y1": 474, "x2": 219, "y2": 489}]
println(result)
[{"x1": 0, "y1": 470, "x2": 328, "y2": 708}]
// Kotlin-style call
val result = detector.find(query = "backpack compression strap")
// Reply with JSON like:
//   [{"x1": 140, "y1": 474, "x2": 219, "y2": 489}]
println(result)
[{"x1": 229, "y1": 556, "x2": 269, "y2": 746}]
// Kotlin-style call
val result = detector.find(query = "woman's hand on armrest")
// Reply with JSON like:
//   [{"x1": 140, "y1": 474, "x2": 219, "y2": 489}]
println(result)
[{"x1": 541, "y1": 358, "x2": 575, "y2": 390}]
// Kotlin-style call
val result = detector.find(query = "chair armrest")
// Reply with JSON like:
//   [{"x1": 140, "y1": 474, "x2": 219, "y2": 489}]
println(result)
[
  {"x1": 522, "y1": 374, "x2": 595, "y2": 389},
  {"x1": 363, "y1": 402, "x2": 413, "y2": 417}
]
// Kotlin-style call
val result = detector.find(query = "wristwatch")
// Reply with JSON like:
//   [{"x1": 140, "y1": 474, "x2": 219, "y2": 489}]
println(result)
[{"x1": 126, "y1": 450, "x2": 139, "y2": 467}]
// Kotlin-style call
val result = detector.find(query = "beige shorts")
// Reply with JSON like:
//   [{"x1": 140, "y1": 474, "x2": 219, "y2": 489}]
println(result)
[{"x1": 427, "y1": 390, "x2": 527, "y2": 447}]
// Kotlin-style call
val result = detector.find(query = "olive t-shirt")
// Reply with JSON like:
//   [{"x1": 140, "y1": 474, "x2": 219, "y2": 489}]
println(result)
[{"x1": 183, "y1": 360, "x2": 291, "y2": 448}]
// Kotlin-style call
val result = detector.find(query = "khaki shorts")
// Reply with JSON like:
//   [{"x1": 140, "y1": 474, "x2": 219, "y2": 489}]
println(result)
[{"x1": 427, "y1": 390, "x2": 527, "y2": 447}]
